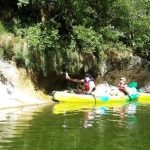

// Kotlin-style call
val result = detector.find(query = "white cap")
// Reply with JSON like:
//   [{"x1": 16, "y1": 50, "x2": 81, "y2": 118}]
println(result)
[
  {"x1": 85, "y1": 77, "x2": 90, "y2": 82},
  {"x1": 120, "y1": 77, "x2": 126, "y2": 82}
]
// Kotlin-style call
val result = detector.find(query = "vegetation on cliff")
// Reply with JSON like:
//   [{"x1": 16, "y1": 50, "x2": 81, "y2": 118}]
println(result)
[{"x1": 0, "y1": 0, "x2": 149, "y2": 86}]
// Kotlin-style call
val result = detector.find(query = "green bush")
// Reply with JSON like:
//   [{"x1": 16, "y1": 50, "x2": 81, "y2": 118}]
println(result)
[
  {"x1": 0, "y1": 22, "x2": 7, "y2": 33},
  {"x1": 73, "y1": 25, "x2": 102, "y2": 53}
]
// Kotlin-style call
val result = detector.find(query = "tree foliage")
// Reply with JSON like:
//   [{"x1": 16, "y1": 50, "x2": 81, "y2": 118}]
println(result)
[{"x1": 0, "y1": 0, "x2": 149, "y2": 75}]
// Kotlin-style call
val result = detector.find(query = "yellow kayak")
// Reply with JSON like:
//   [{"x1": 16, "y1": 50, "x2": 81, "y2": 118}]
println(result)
[{"x1": 52, "y1": 91, "x2": 150, "y2": 103}]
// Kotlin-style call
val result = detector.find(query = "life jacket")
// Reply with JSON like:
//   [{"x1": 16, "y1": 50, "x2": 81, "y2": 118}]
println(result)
[
  {"x1": 118, "y1": 83, "x2": 125, "y2": 91},
  {"x1": 84, "y1": 80, "x2": 95, "y2": 92},
  {"x1": 84, "y1": 80, "x2": 90, "y2": 92},
  {"x1": 118, "y1": 83, "x2": 128, "y2": 94}
]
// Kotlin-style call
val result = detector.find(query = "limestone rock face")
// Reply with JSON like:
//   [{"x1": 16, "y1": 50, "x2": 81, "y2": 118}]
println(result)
[
  {"x1": 98, "y1": 56, "x2": 150, "y2": 92},
  {"x1": 0, "y1": 59, "x2": 49, "y2": 109}
]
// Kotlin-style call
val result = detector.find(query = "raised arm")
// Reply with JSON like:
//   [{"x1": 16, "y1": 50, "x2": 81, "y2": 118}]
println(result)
[{"x1": 66, "y1": 72, "x2": 84, "y2": 83}]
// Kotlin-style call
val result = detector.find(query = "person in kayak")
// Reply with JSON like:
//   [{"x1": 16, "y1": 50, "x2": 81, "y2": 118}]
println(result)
[
  {"x1": 66, "y1": 73, "x2": 96, "y2": 94},
  {"x1": 118, "y1": 77, "x2": 129, "y2": 95}
]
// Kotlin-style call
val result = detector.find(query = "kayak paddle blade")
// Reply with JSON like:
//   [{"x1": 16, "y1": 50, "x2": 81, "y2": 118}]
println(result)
[{"x1": 128, "y1": 82, "x2": 138, "y2": 88}]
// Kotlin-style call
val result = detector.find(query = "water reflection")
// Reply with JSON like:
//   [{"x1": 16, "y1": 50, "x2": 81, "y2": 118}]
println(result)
[
  {"x1": 53, "y1": 102, "x2": 138, "y2": 129},
  {"x1": 0, "y1": 102, "x2": 150, "y2": 150},
  {"x1": 112, "y1": 103, "x2": 137, "y2": 129},
  {"x1": 0, "y1": 105, "x2": 47, "y2": 147}
]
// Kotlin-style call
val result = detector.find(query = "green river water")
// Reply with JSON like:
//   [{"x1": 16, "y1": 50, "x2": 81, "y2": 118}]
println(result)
[{"x1": 0, "y1": 102, "x2": 150, "y2": 150}]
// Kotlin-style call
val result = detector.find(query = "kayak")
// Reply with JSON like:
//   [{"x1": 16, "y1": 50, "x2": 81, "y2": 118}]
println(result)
[
  {"x1": 52, "y1": 91, "x2": 150, "y2": 103},
  {"x1": 53, "y1": 95, "x2": 150, "y2": 114},
  {"x1": 138, "y1": 93, "x2": 150, "y2": 103}
]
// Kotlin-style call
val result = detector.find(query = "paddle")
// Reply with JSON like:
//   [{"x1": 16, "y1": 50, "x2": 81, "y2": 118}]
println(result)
[
  {"x1": 128, "y1": 82, "x2": 138, "y2": 88},
  {"x1": 91, "y1": 93, "x2": 97, "y2": 104},
  {"x1": 127, "y1": 82, "x2": 140, "y2": 101}
]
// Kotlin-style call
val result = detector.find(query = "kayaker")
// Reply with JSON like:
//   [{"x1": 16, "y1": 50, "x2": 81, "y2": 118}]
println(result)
[
  {"x1": 66, "y1": 73, "x2": 96, "y2": 94},
  {"x1": 118, "y1": 77, "x2": 129, "y2": 95}
]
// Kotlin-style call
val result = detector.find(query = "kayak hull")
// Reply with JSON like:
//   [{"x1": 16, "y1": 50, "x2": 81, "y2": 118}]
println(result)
[{"x1": 52, "y1": 91, "x2": 150, "y2": 103}]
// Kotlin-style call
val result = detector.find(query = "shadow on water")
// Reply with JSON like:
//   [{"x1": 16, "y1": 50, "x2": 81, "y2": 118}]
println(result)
[{"x1": 0, "y1": 102, "x2": 150, "y2": 150}]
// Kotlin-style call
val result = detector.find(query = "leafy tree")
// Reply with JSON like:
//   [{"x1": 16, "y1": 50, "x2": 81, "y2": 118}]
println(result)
[{"x1": 1, "y1": 0, "x2": 150, "y2": 77}]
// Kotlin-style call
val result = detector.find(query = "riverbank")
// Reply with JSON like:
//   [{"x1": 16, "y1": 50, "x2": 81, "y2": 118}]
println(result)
[
  {"x1": 0, "y1": 89, "x2": 51, "y2": 109},
  {"x1": 0, "y1": 59, "x2": 52, "y2": 109}
]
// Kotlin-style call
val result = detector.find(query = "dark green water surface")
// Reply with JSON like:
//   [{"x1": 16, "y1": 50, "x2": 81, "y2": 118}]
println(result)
[{"x1": 0, "y1": 102, "x2": 150, "y2": 150}]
